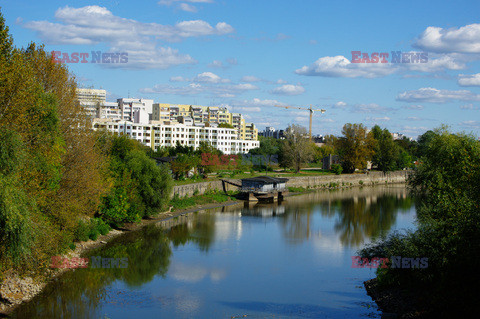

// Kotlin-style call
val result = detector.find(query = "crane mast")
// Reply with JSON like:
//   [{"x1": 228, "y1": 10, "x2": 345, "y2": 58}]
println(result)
[{"x1": 274, "y1": 105, "x2": 326, "y2": 140}]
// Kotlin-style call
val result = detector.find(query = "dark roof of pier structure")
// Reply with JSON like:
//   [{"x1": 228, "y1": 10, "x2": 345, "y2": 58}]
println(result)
[{"x1": 241, "y1": 176, "x2": 289, "y2": 184}]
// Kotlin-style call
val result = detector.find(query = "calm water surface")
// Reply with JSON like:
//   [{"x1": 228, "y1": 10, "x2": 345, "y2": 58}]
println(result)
[{"x1": 14, "y1": 185, "x2": 418, "y2": 318}]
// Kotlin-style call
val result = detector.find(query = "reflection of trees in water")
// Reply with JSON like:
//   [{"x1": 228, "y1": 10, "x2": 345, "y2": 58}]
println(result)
[
  {"x1": 280, "y1": 206, "x2": 315, "y2": 244},
  {"x1": 167, "y1": 213, "x2": 216, "y2": 252},
  {"x1": 12, "y1": 225, "x2": 172, "y2": 319},
  {"x1": 280, "y1": 187, "x2": 415, "y2": 247}
]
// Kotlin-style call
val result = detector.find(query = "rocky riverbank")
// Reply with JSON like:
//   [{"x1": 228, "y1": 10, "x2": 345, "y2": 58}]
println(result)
[{"x1": 364, "y1": 278, "x2": 433, "y2": 318}]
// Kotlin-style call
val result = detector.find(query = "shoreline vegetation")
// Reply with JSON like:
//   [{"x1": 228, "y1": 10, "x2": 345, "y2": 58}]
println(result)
[{"x1": 358, "y1": 128, "x2": 480, "y2": 318}]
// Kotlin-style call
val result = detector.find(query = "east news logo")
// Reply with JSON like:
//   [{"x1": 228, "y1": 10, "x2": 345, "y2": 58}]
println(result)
[
  {"x1": 351, "y1": 51, "x2": 428, "y2": 63},
  {"x1": 51, "y1": 51, "x2": 128, "y2": 64}
]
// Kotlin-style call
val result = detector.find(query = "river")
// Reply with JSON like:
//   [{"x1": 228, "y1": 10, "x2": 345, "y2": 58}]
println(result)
[{"x1": 13, "y1": 185, "x2": 417, "y2": 318}]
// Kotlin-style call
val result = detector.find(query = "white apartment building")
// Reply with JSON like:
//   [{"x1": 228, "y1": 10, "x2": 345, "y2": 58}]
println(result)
[
  {"x1": 76, "y1": 88, "x2": 106, "y2": 117},
  {"x1": 92, "y1": 120, "x2": 259, "y2": 154}
]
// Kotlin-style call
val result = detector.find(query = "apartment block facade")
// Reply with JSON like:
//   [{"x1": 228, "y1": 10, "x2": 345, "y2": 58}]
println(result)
[
  {"x1": 77, "y1": 89, "x2": 259, "y2": 154},
  {"x1": 92, "y1": 120, "x2": 259, "y2": 154}
]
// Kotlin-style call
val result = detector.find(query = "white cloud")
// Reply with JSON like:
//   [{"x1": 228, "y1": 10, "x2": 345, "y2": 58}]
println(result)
[
  {"x1": 334, "y1": 101, "x2": 347, "y2": 108},
  {"x1": 414, "y1": 23, "x2": 480, "y2": 53},
  {"x1": 296, "y1": 55, "x2": 395, "y2": 78},
  {"x1": 170, "y1": 76, "x2": 186, "y2": 82},
  {"x1": 271, "y1": 84, "x2": 305, "y2": 95},
  {"x1": 179, "y1": 3, "x2": 198, "y2": 12},
  {"x1": 397, "y1": 87, "x2": 480, "y2": 103},
  {"x1": 276, "y1": 79, "x2": 287, "y2": 84},
  {"x1": 241, "y1": 75, "x2": 261, "y2": 82},
  {"x1": 208, "y1": 60, "x2": 223, "y2": 68},
  {"x1": 458, "y1": 73, "x2": 480, "y2": 87},
  {"x1": 403, "y1": 53, "x2": 466, "y2": 72},
  {"x1": 23, "y1": 5, "x2": 232, "y2": 69},
  {"x1": 193, "y1": 72, "x2": 229, "y2": 83}
]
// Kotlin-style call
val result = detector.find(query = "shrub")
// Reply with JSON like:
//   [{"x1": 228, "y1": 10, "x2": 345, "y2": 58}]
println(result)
[
  {"x1": 331, "y1": 164, "x2": 343, "y2": 175},
  {"x1": 73, "y1": 220, "x2": 90, "y2": 242}
]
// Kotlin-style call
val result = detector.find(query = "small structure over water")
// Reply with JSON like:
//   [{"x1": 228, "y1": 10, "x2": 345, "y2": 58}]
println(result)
[{"x1": 240, "y1": 176, "x2": 289, "y2": 201}]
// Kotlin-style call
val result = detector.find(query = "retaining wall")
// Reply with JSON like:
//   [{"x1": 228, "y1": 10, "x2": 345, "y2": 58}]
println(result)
[{"x1": 171, "y1": 170, "x2": 410, "y2": 198}]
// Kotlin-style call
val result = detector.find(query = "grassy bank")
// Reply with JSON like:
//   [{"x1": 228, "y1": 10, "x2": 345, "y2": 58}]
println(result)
[{"x1": 169, "y1": 190, "x2": 238, "y2": 210}]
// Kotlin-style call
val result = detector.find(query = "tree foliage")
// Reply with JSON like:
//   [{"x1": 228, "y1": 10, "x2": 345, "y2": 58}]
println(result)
[
  {"x1": 359, "y1": 127, "x2": 480, "y2": 316},
  {"x1": 280, "y1": 124, "x2": 315, "y2": 173},
  {"x1": 335, "y1": 123, "x2": 375, "y2": 173}
]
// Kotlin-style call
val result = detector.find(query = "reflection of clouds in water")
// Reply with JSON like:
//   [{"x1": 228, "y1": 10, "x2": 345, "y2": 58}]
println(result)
[
  {"x1": 170, "y1": 262, "x2": 227, "y2": 283},
  {"x1": 312, "y1": 232, "x2": 345, "y2": 267},
  {"x1": 214, "y1": 213, "x2": 243, "y2": 242}
]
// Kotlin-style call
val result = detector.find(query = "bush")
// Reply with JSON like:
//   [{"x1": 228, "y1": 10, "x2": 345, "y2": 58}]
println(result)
[
  {"x1": 331, "y1": 164, "x2": 343, "y2": 175},
  {"x1": 73, "y1": 220, "x2": 90, "y2": 242}
]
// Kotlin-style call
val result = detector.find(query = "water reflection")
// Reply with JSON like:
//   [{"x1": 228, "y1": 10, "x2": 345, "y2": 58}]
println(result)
[
  {"x1": 279, "y1": 186, "x2": 415, "y2": 247},
  {"x1": 13, "y1": 185, "x2": 415, "y2": 318}
]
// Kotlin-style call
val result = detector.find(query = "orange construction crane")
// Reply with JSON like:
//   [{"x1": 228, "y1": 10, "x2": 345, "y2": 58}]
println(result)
[{"x1": 274, "y1": 105, "x2": 326, "y2": 140}]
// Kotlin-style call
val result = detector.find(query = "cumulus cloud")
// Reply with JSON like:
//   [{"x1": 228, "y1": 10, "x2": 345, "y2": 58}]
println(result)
[
  {"x1": 295, "y1": 55, "x2": 395, "y2": 78},
  {"x1": 271, "y1": 84, "x2": 305, "y2": 95},
  {"x1": 296, "y1": 52, "x2": 471, "y2": 78},
  {"x1": 193, "y1": 72, "x2": 230, "y2": 83},
  {"x1": 458, "y1": 73, "x2": 480, "y2": 87},
  {"x1": 397, "y1": 87, "x2": 480, "y2": 103},
  {"x1": 403, "y1": 53, "x2": 466, "y2": 72},
  {"x1": 179, "y1": 3, "x2": 198, "y2": 12},
  {"x1": 414, "y1": 23, "x2": 480, "y2": 53},
  {"x1": 334, "y1": 101, "x2": 347, "y2": 108},
  {"x1": 23, "y1": 5, "x2": 233, "y2": 69}
]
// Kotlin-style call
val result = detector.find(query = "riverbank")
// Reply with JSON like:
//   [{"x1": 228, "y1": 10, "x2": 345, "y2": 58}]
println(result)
[
  {"x1": 364, "y1": 278, "x2": 433, "y2": 318},
  {"x1": 1, "y1": 173, "x2": 409, "y2": 315}
]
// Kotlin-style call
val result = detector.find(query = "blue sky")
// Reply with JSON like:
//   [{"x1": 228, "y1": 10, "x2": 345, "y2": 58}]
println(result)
[{"x1": 1, "y1": 0, "x2": 480, "y2": 138}]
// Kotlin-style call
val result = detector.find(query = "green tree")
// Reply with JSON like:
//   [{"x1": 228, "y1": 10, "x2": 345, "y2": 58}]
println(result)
[
  {"x1": 371, "y1": 125, "x2": 399, "y2": 173},
  {"x1": 335, "y1": 123, "x2": 375, "y2": 173},
  {"x1": 280, "y1": 125, "x2": 314, "y2": 173},
  {"x1": 360, "y1": 127, "x2": 480, "y2": 316}
]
